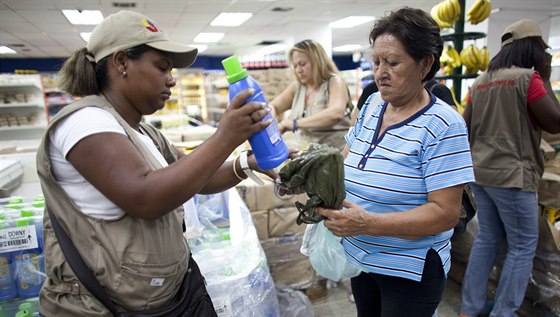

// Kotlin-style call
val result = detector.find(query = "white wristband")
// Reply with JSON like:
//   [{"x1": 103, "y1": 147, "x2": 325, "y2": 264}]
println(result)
[{"x1": 240, "y1": 151, "x2": 264, "y2": 185}]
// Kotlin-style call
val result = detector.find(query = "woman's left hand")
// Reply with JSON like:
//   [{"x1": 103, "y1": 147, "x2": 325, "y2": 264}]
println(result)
[
  {"x1": 317, "y1": 200, "x2": 371, "y2": 237},
  {"x1": 278, "y1": 118, "x2": 293, "y2": 134}
]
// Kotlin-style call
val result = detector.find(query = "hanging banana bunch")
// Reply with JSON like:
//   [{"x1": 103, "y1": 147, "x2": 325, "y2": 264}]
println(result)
[
  {"x1": 431, "y1": 0, "x2": 461, "y2": 29},
  {"x1": 440, "y1": 45, "x2": 462, "y2": 75},
  {"x1": 478, "y1": 47, "x2": 489, "y2": 71},
  {"x1": 467, "y1": 0, "x2": 492, "y2": 25},
  {"x1": 460, "y1": 44, "x2": 483, "y2": 75}
]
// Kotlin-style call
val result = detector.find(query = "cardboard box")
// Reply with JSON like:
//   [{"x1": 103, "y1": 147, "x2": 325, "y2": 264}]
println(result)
[
  {"x1": 260, "y1": 233, "x2": 315, "y2": 289},
  {"x1": 235, "y1": 178, "x2": 307, "y2": 212},
  {"x1": 250, "y1": 209, "x2": 269, "y2": 240},
  {"x1": 268, "y1": 256, "x2": 315, "y2": 290},
  {"x1": 268, "y1": 207, "x2": 306, "y2": 238}
]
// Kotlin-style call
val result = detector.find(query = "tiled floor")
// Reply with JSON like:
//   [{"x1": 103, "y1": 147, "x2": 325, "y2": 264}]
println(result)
[{"x1": 310, "y1": 278, "x2": 462, "y2": 317}]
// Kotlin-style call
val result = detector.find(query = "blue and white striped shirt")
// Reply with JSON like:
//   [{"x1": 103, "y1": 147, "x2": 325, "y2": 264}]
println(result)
[{"x1": 343, "y1": 92, "x2": 475, "y2": 281}]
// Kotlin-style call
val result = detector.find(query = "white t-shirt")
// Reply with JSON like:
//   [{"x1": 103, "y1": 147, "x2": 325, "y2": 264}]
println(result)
[{"x1": 49, "y1": 107, "x2": 194, "y2": 219}]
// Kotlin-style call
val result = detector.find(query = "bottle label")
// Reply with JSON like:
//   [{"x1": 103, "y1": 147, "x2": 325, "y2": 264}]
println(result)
[{"x1": 0, "y1": 225, "x2": 39, "y2": 252}]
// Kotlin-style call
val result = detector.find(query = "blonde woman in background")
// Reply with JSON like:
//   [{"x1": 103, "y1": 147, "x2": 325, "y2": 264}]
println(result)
[{"x1": 270, "y1": 39, "x2": 353, "y2": 151}]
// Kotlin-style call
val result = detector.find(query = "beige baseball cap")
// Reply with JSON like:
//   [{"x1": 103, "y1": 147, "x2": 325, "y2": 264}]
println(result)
[
  {"x1": 86, "y1": 10, "x2": 198, "y2": 68},
  {"x1": 501, "y1": 19, "x2": 549, "y2": 48}
]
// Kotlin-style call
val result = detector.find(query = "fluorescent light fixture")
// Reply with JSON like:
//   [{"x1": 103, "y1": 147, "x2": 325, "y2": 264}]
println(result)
[
  {"x1": 333, "y1": 44, "x2": 362, "y2": 52},
  {"x1": 329, "y1": 16, "x2": 374, "y2": 29},
  {"x1": 193, "y1": 32, "x2": 224, "y2": 43},
  {"x1": 189, "y1": 44, "x2": 208, "y2": 53},
  {"x1": 0, "y1": 46, "x2": 17, "y2": 54},
  {"x1": 210, "y1": 12, "x2": 253, "y2": 27},
  {"x1": 62, "y1": 10, "x2": 104, "y2": 25},
  {"x1": 80, "y1": 32, "x2": 92, "y2": 42}
]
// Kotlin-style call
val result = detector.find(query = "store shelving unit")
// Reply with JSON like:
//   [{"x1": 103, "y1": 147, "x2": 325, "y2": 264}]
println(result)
[
  {"x1": 41, "y1": 73, "x2": 77, "y2": 120},
  {"x1": 0, "y1": 74, "x2": 48, "y2": 141},
  {"x1": 204, "y1": 70, "x2": 229, "y2": 126},
  {"x1": 436, "y1": 0, "x2": 486, "y2": 100},
  {"x1": 176, "y1": 68, "x2": 207, "y2": 123}
]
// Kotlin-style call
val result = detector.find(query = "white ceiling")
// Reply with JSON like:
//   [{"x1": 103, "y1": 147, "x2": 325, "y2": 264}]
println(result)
[{"x1": 0, "y1": 0, "x2": 559, "y2": 59}]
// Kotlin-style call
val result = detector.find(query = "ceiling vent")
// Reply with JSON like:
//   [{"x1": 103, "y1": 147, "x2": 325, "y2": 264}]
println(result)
[
  {"x1": 257, "y1": 40, "x2": 280, "y2": 46},
  {"x1": 271, "y1": 7, "x2": 293, "y2": 12},
  {"x1": 112, "y1": 2, "x2": 136, "y2": 8}
]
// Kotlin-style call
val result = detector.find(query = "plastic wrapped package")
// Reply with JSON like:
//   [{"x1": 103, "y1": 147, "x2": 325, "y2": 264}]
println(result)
[
  {"x1": 0, "y1": 195, "x2": 45, "y2": 316},
  {"x1": 190, "y1": 189, "x2": 280, "y2": 317},
  {"x1": 528, "y1": 250, "x2": 560, "y2": 314},
  {"x1": 276, "y1": 285, "x2": 313, "y2": 317}
]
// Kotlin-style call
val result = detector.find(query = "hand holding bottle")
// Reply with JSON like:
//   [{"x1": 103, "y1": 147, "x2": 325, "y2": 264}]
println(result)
[{"x1": 214, "y1": 88, "x2": 271, "y2": 147}]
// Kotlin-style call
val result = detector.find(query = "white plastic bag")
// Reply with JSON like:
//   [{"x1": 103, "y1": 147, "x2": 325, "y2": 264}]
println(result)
[{"x1": 305, "y1": 221, "x2": 361, "y2": 281}]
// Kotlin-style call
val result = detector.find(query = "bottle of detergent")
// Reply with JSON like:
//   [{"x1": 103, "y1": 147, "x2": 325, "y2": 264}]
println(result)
[{"x1": 222, "y1": 55, "x2": 289, "y2": 170}]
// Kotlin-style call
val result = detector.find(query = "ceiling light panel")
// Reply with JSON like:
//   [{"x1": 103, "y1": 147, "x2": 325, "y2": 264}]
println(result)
[
  {"x1": 0, "y1": 46, "x2": 17, "y2": 54},
  {"x1": 329, "y1": 16, "x2": 374, "y2": 29},
  {"x1": 210, "y1": 12, "x2": 253, "y2": 27},
  {"x1": 62, "y1": 10, "x2": 104, "y2": 25}
]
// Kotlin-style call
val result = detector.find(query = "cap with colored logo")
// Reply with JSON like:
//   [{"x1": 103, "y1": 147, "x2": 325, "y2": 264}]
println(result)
[
  {"x1": 86, "y1": 10, "x2": 198, "y2": 68},
  {"x1": 501, "y1": 19, "x2": 549, "y2": 48}
]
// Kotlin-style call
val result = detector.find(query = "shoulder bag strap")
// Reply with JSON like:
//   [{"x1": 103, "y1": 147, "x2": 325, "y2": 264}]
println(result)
[{"x1": 47, "y1": 207, "x2": 120, "y2": 315}]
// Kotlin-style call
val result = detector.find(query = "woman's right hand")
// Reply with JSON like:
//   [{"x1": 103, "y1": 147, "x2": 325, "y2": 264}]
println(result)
[{"x1": 215, "y1": 89, "x2": 271, "y2": 146}]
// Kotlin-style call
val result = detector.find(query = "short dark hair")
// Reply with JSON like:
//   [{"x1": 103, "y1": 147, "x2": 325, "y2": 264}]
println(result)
[{"x1": 368, "y1": 7, "x2": 442, "y2": 81}]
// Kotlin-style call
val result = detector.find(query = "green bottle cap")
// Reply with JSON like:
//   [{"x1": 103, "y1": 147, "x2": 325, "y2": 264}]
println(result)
[
  {"x1": 6, "y1": 203, "x2": 23, "y2": 210},
  {"x1": 15, "y1": 310, "x2": 31, "y2": 317},
  {"x1": 222, "y1": 55, "x2": 248, "y2": 84},
  {"x1": 8, "y1": 196, "x2": 23, "y2": 204},
  {"x1": 18, "y1": 302, "x2": 34, "y2": 313},
  {"x1": 32, "y1": 200, "x2": 45, "y2": 208},
  {"x1": 15, "y1": 218, "x2": 30, "y2": 227},
  {"x1": 21, "y1": 209, "x2": 34, "y2": 217}
]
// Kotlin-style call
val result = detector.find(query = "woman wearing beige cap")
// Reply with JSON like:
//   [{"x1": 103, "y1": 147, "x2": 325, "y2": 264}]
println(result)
[
  {"x1": 36, "y1": 10, "x2": 280, "y2": 316},
  {"x1": 460, "y1": 19, "x2": 560, "y2": 317}
]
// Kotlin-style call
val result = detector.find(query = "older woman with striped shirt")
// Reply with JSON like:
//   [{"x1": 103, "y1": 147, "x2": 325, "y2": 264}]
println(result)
[{"x1": 317, "y1": 7, "x2": 474, "y2": 317}]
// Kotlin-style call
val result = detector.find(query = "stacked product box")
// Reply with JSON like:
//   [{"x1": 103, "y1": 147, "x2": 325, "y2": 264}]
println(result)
[{"x1": 0, "y1": 195, "x2": 45, "y2": 317}]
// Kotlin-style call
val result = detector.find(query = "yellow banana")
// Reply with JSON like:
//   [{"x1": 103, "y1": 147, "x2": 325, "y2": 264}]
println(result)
[
  {"x1": 460, "y1": 47, "x2": 476, "y2": 69},
  {"x1": 477, "y1": 0, "x2": 492, "y2": 25},
  {"x1": 469, "y1": 44, "x2": 483, "y2": 69},
  {"x1": 450, "y1": 0, "x2": 461, "y2": 20},
  {"x1": 479, "y1": 47, "x2": 489, "y2": 71},
  {"x1": 449, "y1": 47, "x2": 462, "y2": 68},
  {"x1": 450, "y1": 87, "x2": 461, "y2": 109},
  {"x1": 443, "y1": 65, "x2": 455, "y2": 75},
  {"x1": 438, "y1": 2, "x2": 451, "y2": 24},
  {"x1": 470, "y1": 0, "x2": 492, "y2": 25},
  {"x1": 444, "y1": 0, "x2": 456, "y2": 23},
  {"x1": 467, "y1": 0, "x2": 485, "y2": 22},
  {"x1": 464, "y1": 66, "x2": 478, "y2": 75},
  {"x1": 431, "y1": 4, "x2": 453, "y2": 28}
]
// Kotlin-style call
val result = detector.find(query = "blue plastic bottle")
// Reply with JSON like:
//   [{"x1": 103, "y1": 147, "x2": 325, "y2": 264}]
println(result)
[
  {"x1": 222, "y1": 55, "x2": 289, "y2": 170},
  {"x1": 13, "y1": 218, "x2": 45, "y2": 298},
  {"x1": 0, "y1": 219, "x2": 18, "y2": 301}
]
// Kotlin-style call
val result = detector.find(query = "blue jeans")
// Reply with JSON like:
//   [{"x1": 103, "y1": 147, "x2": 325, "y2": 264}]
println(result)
[{"x1": 460, "y1": 184, "x2": 538, "y2": 317}]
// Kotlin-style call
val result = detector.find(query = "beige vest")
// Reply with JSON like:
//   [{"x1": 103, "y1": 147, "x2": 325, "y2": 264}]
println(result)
[
  {"x1": 469, "y1": 67, "x2": 543, "y2": 192},
  {"x1": 37, "y1": 95, "x2": 189, "y2": 316},
  {"x1": 290, "y1": 76, "x2": 353, "y2": 151}
]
